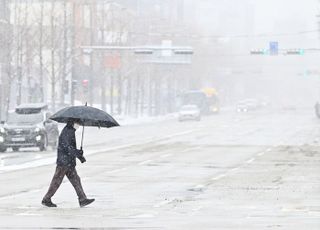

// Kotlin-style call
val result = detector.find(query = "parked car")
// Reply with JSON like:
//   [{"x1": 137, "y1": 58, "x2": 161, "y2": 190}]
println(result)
[
  {"x1": 178, "y1": 104, "x2": 201, "y2": 121},
  {"x1": 0, "y1": 103, "x2": 59, "y2": 152},
  {"x1": 315, "y1": 102, "x2": 320, "y2": 118}
]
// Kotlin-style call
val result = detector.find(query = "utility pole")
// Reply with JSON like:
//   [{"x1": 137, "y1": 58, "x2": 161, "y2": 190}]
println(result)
[
  {"x1": 89, "y1": 2, "x2": 96, "y2": 106},
  {"x1": 70, "y1": 1, "x2": 77, "y2": 106},
  {"x1": 100, "y1": 2, "x2": 107, "y2": 111},
  {"x1": 60, "y1": 0, "x2": 68, "y2": 107},
  {"x1": 50, "y1": 0, "x2": 56, "y2": 111}
]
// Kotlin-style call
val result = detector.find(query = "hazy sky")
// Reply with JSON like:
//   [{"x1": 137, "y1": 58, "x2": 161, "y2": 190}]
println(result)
[
  {"x1": 253, "y1": 0, "x2": 318, "y2": 33},
  {"x1": 192, "y1": 0, "x2": 319, "y2": 48},
  {"x1": 252, "y1": 0, "x2": 319, "y2": 48}
]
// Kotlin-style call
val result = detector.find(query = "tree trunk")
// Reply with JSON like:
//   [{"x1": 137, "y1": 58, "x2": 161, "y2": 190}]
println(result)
[
  {"x1": 60, "y1": 0, "x2": 68, "y2": 107},
  {"x1": 50, "y1": 0, "x2": 56, "y2": 111},
  {"x1": 140, "y1": 74, "x2": 145, "y2": 116},
  {"x1": 100, "y1": 4, "x2": 106, "y2": 111},
  {"x1": 154, "y1": 74, "x2": 161, "y2": 116},
  {"x1": 135, "y1": 74, "x2": 140, "y2": 117},
  {"x1": 24, "y1": 3, "x2": 31, "y2": 103},
  {"x1": 148, "y1": 66, "x2": 153, "y2": 116},
  {"x1": 117, "y1": 70, "x2": 122, "y2": 115},
  {"x1": 125, "y1": 78, "x2": 132, "y2": 115},
  {"x1": 101, "y1": 70, "x2": 106, "y2": 111},
  {"x1": 110, "y1": 70, "x2": 114, "y2": 114},
  {"x1": 39, "y1": 0, "x2": 44, "y2": 102},
  {"x1": 16, "y1": 3, "x2": 22, "y2": 106}
]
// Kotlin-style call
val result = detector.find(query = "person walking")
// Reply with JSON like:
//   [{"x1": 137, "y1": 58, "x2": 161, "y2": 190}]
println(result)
[{"x1": 42, "y1": 120, "x2": 95, "y2": 208}]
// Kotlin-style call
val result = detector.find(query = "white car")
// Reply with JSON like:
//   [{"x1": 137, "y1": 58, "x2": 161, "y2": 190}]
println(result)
[
  {"x1": 178, "y1": 105, "x2": 201, "y2": 121},
  {"x1": 237, "y1": 99, "x2": 259, "y2": 112}
]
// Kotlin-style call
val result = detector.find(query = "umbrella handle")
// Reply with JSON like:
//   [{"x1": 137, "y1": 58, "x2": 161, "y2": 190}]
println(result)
[
  {"x1": 80, "y1": 102, "x2": 87, "y2": 151},
  {"x1": 80, "y1": 124, "x2": 84, "y2": 150}
]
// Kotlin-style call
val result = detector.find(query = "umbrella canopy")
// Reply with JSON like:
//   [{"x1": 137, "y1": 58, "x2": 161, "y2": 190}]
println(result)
[{"x1": 50, "y1": 105, "x2": 120, "y2": 128}]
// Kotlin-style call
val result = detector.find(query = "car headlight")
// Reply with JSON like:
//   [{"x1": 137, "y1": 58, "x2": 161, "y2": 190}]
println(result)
[
  {"x1": 0, "y1": 127, "x2": 5, "y2": 133},
  {"x1": 36, "y1": 135, "x2": 42, "y2": 141},
  {"x1": 34, "y1": 127, "x2": 41, "y2": 132}
]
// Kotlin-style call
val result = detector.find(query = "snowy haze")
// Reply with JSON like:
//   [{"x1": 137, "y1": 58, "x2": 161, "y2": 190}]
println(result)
[
  {"x1": 188, "y1": 0, "x2": 320, "y2": 108},
  {"x1": 0, "y1": 1, "x2": 320, "y2": 229}
]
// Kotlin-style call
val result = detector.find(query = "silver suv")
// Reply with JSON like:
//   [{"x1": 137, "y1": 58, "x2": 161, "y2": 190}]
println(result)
[{"x1": 0, "y1": 103, "x2": 59, "y2": 152}]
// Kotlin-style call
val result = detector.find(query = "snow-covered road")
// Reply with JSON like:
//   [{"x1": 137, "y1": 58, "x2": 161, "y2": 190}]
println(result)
[{"x1": 0, "y1": 108, "x2": 319, "y2": 229}]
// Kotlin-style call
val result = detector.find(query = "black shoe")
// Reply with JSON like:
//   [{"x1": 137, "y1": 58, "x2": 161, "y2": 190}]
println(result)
[
  {"x1": 42, "y1": 199, "x2": 57, "y2": 207},
  {"x1": 79, "y1": 198, "x2": 95, "y2": 207}
]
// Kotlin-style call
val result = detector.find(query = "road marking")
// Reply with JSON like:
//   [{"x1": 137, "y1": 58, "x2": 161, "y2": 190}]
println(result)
[
  {"x1": 34, "y1": 154, "x2": 42, "y2": 159},
  {"x1": 211, "y1": 174, "x2": 226, "y2": 181},
  {"x1": 229, "y1": 167, "x2": 240, "y2": 173},
  {"x1": 190, "y1": 205, "x2": 203, "y2": 215},
  {"x1": 246, "y1": 158, "x2": 255, "y2": 164},
  {"x1": 153, "y1": 199, "x2": 172, "y2": 208},
  {"x1": 108, "y1": 168, "x2": 127, "y2": 173},
  {"x1": 0, "y1": 189, "x2": 42, "y2": 201},
  {"x1": 130, "y1": 213, "x2": 156, "y2": 218},
  {"x1": 192, "y1": 206, "x2": 203, "y2": 211},
  {"x1": 281, "y1": 207, "x2": 309, "y2": 212},
  {"x1": 160, "y1": 154, "x2": 172, "y2": 158},
  {"x1": 163, "y1": 130, "x2": 196, "y2": 139},
  {"x1": 180, "y1": 149, "x2": 191, "y2": 153},
  {"x1": 138, "y1": 160, "x2": 153, "y2": 165},
  {"x1": 189, "y1": 184, "x2": 206, "y2": 192},
  {"x1": 0, "y1": 129, "x2": 198, "y2": 173},
  {"x1": 16, "y1": 212, "x2": 42, "y2": 216},
  {"x1": 195, "y1": 184, "x2": 205, "y2": 188},
  {"x1": 181, "y1": 146, "x2": 201, "y2": 153},
  {"x1": 191, "y1": 184, "x2": 205, "y2": 190}
]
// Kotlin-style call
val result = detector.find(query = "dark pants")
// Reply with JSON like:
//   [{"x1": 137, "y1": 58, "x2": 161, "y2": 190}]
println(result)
[{"x1": 43, "y1": 166, "x2": 87, "y2": 201}]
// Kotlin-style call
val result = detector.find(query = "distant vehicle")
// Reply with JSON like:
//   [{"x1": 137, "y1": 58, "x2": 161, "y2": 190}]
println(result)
[
  {"x1": 178, "y1": 104, "x2": 201, "y2": 121},
  {"x1": 0, "y1": 103, "x2": 59, "y2": 152},
  {"x1": 237, "y1": 99, "x2": 259, "y2": 112},
  {"x1": 180, "y1": 88, "x2": 220, "y2": 115},
  {"x1": 315, "y1": 102, "x2": 320, "y2": 118},
  {"x1": 201, "y1": 87, "x2": 220, "y2": 114}
]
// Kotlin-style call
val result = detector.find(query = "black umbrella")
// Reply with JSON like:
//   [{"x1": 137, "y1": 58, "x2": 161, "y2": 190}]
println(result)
[{"x1": 50, "y1": 104, "x2": 119, "y2": 149}]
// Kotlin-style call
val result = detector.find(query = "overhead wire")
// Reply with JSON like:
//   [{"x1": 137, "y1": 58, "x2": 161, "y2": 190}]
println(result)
[{"x1": 129, "y1": 29, "x2": 320, "y2": 39}]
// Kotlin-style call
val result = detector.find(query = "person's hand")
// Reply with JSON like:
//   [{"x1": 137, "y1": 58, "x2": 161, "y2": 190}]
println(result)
[{"x1": 79, "y1": 156, "x2": 86, "y2": 163}]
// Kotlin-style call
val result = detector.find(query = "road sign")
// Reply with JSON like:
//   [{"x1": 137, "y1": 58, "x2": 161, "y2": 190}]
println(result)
[{"x1": 269, "y1": 41, "x2": 278, "y2": 55}]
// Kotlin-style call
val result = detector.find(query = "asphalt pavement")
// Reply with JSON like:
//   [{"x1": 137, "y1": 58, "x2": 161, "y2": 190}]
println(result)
[{"x1": 0, "y1": 108, "x2": 319, "y2": 229}]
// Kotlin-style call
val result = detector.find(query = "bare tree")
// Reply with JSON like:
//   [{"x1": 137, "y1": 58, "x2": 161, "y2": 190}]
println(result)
[{"x1": 38, "y1": 0, "x2": 44, "y2": 102}]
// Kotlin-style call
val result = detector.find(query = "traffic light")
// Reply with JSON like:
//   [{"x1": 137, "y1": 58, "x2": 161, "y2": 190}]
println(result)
[
  {"x1": 134, "y1": 49, "x2": 153, "y2": 54},
  {"x1": 82, "y1": 79, "x2": 89, "y2": 94},
  {"x1": 250, "y1": 49, "x2": 268, "y2": 55},
  {"x1": 174, "y1": 49, "x2": 194, "y2": 55},
  {"x1": 285, "y1": 49, "x2": 304, "y2": 55},
  {"x1": 71, "y1": 80, "x2": 78, "y2": 95}
]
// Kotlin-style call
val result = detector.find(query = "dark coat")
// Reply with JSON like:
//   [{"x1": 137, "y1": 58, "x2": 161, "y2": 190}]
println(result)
[{"x1": 56, "y1": 122, "x2": 82, "y2": 168}]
